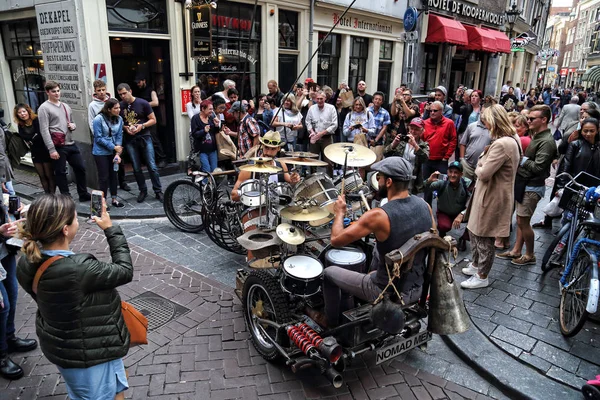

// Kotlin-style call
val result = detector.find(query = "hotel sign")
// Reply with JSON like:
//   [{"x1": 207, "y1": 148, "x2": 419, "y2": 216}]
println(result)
[{"x1": 427, "y1": 0, "x2": 506, "y2": 26}]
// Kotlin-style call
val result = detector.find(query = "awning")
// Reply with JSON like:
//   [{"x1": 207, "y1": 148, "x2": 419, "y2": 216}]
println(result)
[
  {"x1": 481, "y1": 28, "x2": 511, "y2": 53},
  {"x1": 583, "y1": 66, "x2": 600, "y2": 82},
  {"x1": 462, "y1": 25, "x2": 497, "y2": 53},
  {"x1": 426, "y1": 14, "x2": 468, "y2": 46}
]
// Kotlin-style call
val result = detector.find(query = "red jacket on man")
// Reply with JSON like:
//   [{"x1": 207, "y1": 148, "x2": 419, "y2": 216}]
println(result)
[{"x1": 423, "y1": 116, "x2": 457, "y2": 160}]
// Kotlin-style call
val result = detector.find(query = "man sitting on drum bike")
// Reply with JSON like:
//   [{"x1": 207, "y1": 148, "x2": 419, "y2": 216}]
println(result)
[
  {"x1": 231, "y1": 131, "x2": 300, "y2": 202},
  {"x1": 314, "y1": 157, "x2": 433, "y2": 328}
]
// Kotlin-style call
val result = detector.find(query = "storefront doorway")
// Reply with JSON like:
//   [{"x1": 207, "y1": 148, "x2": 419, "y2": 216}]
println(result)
[{"x1": 110, "y1": 37, "x2": 176, "y2": 162}]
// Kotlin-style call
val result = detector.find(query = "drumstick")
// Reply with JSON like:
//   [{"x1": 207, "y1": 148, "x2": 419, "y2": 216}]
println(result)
[
  {"x1": 360, "y1": 191, "x2": 371, "y2": 211},
  {"x1": 341, "y1": 150, "x2": 349, "y2": 196}
]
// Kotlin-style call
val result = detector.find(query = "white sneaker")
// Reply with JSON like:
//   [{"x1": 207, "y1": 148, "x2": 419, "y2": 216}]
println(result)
[
  {"x1": 462, "y1": 262, "x2": 478, "y2": 276},
  {"x1": 461, "y1": 275, "x2": 489, "y2": 289}
]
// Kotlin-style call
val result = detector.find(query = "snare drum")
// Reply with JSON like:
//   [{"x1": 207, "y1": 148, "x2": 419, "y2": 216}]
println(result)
[
  {"x1": 281, "y1": 255, "x2": 324, "y2": 297},
  {"x1": 269, "y1": 182, "x2": 293, "y2": 205},
  {"x1": 324, "y1": 247, "x2": 367, "y2": 273},
  {"x1": 294, "y1": 173, "x2": 338, "y2": 212},
  {"x1": 239, "y1": 179, "x2": 265, "y2": 207}
]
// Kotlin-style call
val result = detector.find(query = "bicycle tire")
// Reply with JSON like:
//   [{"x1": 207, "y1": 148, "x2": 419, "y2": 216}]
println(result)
[
  {"x1": 559, "y1": 252, "x2": 591, "y2": 337},
  {"x1": 163, "y1": 179, "x2": 205, "y2": 233},
  {"x1": 541, "y1": 222, "x2": 571, "y2": 272}
]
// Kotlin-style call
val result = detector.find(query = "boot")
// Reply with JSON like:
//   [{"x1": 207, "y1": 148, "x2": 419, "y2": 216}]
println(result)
[
  {"x1": 7, "y1": 337, "x2": 38, "y2": 353},
  {"x1": 0, "y1": 352, "x2": 23, "y2": 380}
]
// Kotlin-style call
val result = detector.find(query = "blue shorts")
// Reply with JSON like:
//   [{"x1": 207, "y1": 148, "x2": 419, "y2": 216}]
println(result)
[{"x1": 58, "y1": 358, "x2": 128, "y2": 400}]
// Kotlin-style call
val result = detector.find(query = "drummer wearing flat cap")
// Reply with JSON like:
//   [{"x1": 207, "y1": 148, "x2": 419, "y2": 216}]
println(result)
[
  {"x1": 310, "y1": 157, "x2": 433, "y2": 328},
  {"x1": 231, "y1": 131, "x2": 300, "y2": 202}
]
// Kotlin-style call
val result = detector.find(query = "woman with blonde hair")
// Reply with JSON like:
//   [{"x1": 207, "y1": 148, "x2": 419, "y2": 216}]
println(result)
[
  {"x1": 343, "y1": 97, "x2": 374, "y2": 142},
  {"x1": 461, "y1": 105, "x2": 521, "y2": 289},
  {"x1": 17, "y1": 194, "x2": 133, "y2": 399},
  {"x1": 271, "y1": 93, "x2": 303, "y2": 151}
]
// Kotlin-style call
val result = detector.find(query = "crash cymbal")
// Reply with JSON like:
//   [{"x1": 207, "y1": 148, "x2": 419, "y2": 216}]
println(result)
[
  {"x1": 280, "y1": 205, "x2": 331, "y2": 222},
  {"x1": 284, "y1": 151, "x2": 319, "y2": 158},
  {"x1": 276, "y1": 223, "x2": 306, "y2": 245},
  {"x1": 276, "y1": 157, "x2": 329, "y2": 167},
  {"x1": 239, "y1": 163, "x2": 282, "y2": 173},
  {"x1": 324, "y1": 143, "x2": 377, "y2": 167},
  {"x1": 247, "y1": 156, "x2": 273, "y2": 163}
]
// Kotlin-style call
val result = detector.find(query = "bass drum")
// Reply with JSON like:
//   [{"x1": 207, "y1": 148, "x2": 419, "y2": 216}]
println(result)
[{"x1": 281, "y1": 255, "x2": 324, "y2": 297}]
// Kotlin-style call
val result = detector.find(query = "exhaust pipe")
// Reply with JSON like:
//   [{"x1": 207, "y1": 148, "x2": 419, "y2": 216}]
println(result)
[{"x1": 323, "y1": 367, "x2": 343, "y2": 388}]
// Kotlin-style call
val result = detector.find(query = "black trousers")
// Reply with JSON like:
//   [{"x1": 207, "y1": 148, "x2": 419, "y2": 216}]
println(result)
[
  {"x1": 94, "y1": 155, "x2": 118, "y2": 199},
  {"x1": 148, "y1": 125, "x2": 166, "y2": 161},
  {"x1": 53, "y1": 144, "x2": 88, "y2": 197}
]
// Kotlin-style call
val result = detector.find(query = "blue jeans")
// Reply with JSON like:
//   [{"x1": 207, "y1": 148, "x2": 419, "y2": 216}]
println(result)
[
  {"x1": 0, "y1": 255, "x2": 17, "y2": 353},
  {"x1": 199, "y1": 151, "x2": 218, "y2": 174},
  {"x1": 125, "y1": 135, "x2": 162, "y2": 194}
]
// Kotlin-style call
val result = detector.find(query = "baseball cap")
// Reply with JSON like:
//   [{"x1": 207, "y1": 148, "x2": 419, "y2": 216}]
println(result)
[
  {"x1": 370, "y1": 157, "x2": 414, "y2": 182},
  {"x1": 435, "y1": 85, "x2": 447, "y2": 97},
  {"x1": 448, "y1": 160, "x2": 463, "y2": 172},
  {"x1": 409, "y1": 118, "x2": 424, "y2": 128},
  {"x1": 134, "y1": 73, "x2": 147, "y2": 83}
]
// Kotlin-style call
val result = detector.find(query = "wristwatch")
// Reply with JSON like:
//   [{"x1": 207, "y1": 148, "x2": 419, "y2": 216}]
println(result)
[{"x1": 141, "y1": 123, "x2": 145, "y2": 130}]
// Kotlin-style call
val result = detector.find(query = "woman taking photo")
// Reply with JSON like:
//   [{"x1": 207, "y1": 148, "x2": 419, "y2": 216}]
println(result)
[
  {"x1": 17, "y1": 194, "x2": 133, "y2": 398},
  {"x1": 13, "y1": 104, "x2": 54, "y2": 194},
  {"x1": 93, "y1": 98, "x2": 124, "y2": 209},
  {"x1": 271, "y1": 94, "x2": 303, "y2": 151},
  {"x1": 343, "y1": 97, "x2": 374, "y2": 142},
  {"x1": 461, "y1": 105, "x2": 521, "y2": 289},
  {"x1": 191, "y1": 99, "x2": 220, "y2": 174}
]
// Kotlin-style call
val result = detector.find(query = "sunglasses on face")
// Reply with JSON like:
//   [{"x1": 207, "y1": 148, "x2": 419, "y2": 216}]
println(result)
[
  {"x1": 430, "y1": 109, "x2": 442, "y2": 113},
  {"x1": 262, "y1": 139, "x2": 281, "y2": 146},
  {"x1": 527, "y1": 116, "x2": 541, "y2": 122}
]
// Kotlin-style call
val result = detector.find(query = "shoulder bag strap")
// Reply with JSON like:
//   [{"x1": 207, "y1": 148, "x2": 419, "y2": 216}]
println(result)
[
  {"x1": 62, "y1": 104, "x2": 71, "y2": 123},
  {"x1": 32, "y1": 255, "x2": 64, "y2": 294}
]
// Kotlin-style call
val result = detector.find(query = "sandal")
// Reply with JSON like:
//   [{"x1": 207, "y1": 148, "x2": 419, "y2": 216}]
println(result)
[
  {"x1": 496, "y1": 251, "x2": 520, "y2": 260},
  {"x1": 511, "y1": 255, "x2": 537, "y2": 266}
]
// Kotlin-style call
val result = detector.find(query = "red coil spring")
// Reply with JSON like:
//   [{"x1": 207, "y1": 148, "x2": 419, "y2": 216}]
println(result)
[
  {"x1": 298, "y1": 323, "x2": 323, "y2": 348},
  {"x1": 287, "y1": 325, "x2": 314, "y2": 354}
]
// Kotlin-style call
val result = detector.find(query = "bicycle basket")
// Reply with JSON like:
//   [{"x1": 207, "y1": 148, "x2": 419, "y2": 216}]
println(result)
[{"x1": 558, "y1": 171, "x2": 600, "y2": 213}]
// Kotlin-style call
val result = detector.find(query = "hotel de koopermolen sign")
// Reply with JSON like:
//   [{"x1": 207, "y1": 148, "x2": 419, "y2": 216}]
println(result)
[{"x1": 427, "y1": 0, "x2": 507, "y2": 26}]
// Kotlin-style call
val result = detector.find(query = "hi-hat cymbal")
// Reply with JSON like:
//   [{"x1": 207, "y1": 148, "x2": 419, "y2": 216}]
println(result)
[
  {"x1": 276, "y1": 157, "x2": 329, "y2": 167},
  {"x1": 276, "y1": 223, "x2": 306, "y2": 245},
  {"x1": 280, "y1": 205, "x2": 331, "y2": 222},
  {"x1": 324, "y1": 143, "x2": 377, "y2": 167},
  {"x1": 248, "y1": 156, "x2": 273, "y2": 163},
  {"x1": 239, "y1": 163, "x2": 282, "y2": 173},
  {"x1": 284, "y1": 151, "x2": 319, "y2": 158}
]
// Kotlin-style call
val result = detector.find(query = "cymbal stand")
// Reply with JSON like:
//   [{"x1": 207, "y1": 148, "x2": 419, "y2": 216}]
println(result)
[{"x1": 257, "y1": 172, "x2": 272, "y2": 230}]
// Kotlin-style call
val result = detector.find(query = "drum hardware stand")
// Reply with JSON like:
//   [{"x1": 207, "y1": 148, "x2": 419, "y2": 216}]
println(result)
[{"x1": 257, "y1": 172, "x2": 272, "y2": 230}]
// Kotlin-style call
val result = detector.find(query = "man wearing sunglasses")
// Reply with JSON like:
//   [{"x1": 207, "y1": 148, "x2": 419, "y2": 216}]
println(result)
[{"x1": 497, "y1": 105, "x2": 557, "y2": 266}]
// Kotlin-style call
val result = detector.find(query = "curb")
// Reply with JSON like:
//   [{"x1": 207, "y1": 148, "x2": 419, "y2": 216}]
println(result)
[{"x1": 442, "y1": 322, "x2": 581, "y2": 400}]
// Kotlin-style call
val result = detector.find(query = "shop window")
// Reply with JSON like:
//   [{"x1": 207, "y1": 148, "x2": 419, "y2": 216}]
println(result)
[
  {"x1": 421, "y1": 44, "x2": 438, "y2": 93},
  {"x1": 1, "y1": 20, "x2": 46, "y2": 112},
  {"x1": 279, "y1": 10, "x2": 298, "y2": 49},
  {"x1": 348, "y1": 37, "x2": 368, "y2": 91},
  {"x1": 317, "y1": 33, "x2": 341, "y2": 89},
  {"x1": 379, "y1": 40, "x2": 393, "y2": 60},
  {"x1": 107, "y1": 0, "x2": 168, "y2": 34},
  {"x1": 196, "y1": 2, "x2": 261, "y2": 100}
]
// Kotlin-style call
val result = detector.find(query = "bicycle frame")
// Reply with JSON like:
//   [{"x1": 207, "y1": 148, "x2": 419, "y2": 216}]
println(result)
[{"x1": 560, "y1": 237, "x2": 600, "y2": 314}]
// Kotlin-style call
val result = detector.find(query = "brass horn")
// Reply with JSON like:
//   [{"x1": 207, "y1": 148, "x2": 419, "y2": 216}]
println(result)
[{"x1": 427, "y1": 251, "x2": 470, "y2": 335}]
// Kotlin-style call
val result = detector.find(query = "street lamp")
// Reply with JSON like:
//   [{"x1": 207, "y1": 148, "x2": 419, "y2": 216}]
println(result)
[{"x1": 504, "y1": 2, "x2": 522, "y2": 86}]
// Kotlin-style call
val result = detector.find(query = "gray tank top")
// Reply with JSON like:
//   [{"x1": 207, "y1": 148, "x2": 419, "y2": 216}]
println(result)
[{"x1": 372, "y1": 196, "x2": 432, "y2": 292}]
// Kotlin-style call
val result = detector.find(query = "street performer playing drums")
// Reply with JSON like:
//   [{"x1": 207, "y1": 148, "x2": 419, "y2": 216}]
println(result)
[
  {"x1": 231, "y1": 131, "x2": 300, "y2": 202},
  {"x1": 310, "y1": 157, "x2": 433, "y2": 328}
]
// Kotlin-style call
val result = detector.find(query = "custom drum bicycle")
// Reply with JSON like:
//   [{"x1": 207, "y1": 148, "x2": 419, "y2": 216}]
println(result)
[{"x1": 235, "y1": 231, "x2": 470, "y2": 388}]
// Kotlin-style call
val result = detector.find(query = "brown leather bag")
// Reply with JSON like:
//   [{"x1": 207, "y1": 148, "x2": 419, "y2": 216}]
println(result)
[{"x1": 33, "y1": 255, "x2": 148, "y2": 346}]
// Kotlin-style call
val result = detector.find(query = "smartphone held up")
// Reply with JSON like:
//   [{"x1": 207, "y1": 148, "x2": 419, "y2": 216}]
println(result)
[{"x1": 90, "y1": 190, "x2": 103, "y2": 218}]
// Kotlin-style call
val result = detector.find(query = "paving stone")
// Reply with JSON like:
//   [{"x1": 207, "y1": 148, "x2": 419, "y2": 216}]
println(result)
[
  {"x1": 490, "y1": 312, "x2": 533, "y2": 335},
  {"x1": 532, "y1": 342, "x2": 581, "y2": 373},
  {"x1": 518, "y1": 353, "x2": 552, "y2": 373},
  {"x1": 527, "y1": 325, "x2": 573, "y2": 352},
  {"x1": 470, "y1": 317, "x2": 497, "y2": 336},
  {"x1": 570, "y1": 341, "x2": 600, "y2": 366},
  {"x1": 523, "y1": 290, "x2": 561, "y2": 307},
  {"x1": 474, "y1": 295, "x2": 514, "y2": 315},
  {"x1": 530, "y1": 301, "x2": 559, "y2": 318},
  {"x1": 490, "y1": 326, "x2": 536, "y2": 352},
  {"x1": 465, "y1": 303, "x2": 495, "y2": 320},
  {"x1": 546, "y1": 366, "x2": 588, "y2": 389},
  {"x1": 489, "y1": 280, "x2": 527, "y2": 297},
  {"x1": 490, "y1": 337, "x2": 523, "y2": 357},
  {"x1": 576, "y1": 359, "x2": 600, "y2": 380},
  {"x1": 509, "y1": 307, "x2": 552, "y2": 328}
]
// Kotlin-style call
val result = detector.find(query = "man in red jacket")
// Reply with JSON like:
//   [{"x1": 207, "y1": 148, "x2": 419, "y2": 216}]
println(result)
[{"x1": 422, "y1": 101, "x2": 457, "y2": 204}]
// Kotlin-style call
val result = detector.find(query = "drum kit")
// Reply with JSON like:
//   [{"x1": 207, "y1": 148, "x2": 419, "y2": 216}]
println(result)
[{"x1": 233, "y1": 143, "x2": 379, "y2": 296}]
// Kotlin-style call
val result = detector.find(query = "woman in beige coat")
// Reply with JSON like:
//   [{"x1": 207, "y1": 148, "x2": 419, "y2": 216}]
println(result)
[{"x1": 461, "y1": 104, "x2": 521, "y2": 289}]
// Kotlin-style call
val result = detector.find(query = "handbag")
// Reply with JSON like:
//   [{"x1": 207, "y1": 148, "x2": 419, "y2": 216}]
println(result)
[
  {"x1": 32, "y1": 255, "x2": 148, "y2": 347},
  {"x1": 340, "y1": 90, "x2": 354, "y2": 108},
  {"x1": 216, "y1": 130, "x2": 237, "y2": 161}
]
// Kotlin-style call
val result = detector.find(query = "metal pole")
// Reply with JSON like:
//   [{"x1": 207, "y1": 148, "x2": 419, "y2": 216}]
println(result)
[{"x1": 308, "y1": 0, "x2": 314, "y2": 78}]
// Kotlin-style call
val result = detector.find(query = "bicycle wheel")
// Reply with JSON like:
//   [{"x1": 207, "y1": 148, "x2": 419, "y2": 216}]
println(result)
[
  {"x1": 541, "y1": 222, "x2": 571, "y2": 272},
  {"x1": 163, "y1": 179, "x2": 204, "y2": 233},
  {"x1": 559, "y1": 252, "x2": 592, "y2": 337}
]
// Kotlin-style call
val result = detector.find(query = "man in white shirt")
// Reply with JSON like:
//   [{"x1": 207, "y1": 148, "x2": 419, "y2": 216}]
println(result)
[
  {"x1": 514, "y1": 83, "x2": 522, "y2": 102},
  {"x1": 306, "y1": 91, "x2": 338, "y2": 175}
]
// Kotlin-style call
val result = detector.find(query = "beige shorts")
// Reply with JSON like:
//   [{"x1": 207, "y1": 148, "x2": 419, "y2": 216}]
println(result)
[{"x1": 516, "y1": 191, "x2": 541, "y2": 218}]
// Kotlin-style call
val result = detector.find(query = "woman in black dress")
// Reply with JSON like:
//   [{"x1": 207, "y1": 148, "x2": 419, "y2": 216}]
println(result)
[{"x1": 13, "y1": 104, "x2": 54, "y2": 193}]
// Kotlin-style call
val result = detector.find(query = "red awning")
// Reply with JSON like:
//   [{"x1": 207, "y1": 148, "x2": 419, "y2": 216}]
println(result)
[
  {"x1": 462, "y1": 25, "x2": 497, "y2": 53},
  {"x1": 426, "y1": 15, "x2": 468, "y2": 46},
  {"x1": 481, "y1": 28, "x2": 511, "y2": 53}
]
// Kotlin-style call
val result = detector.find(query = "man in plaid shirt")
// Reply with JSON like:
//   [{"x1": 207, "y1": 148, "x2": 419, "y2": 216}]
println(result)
[
  {"x1": 368, "y1": 91, "x2": 391, "y2": 162},
  {"x1": 230, "y1": 101, "x2": 260, "y2": 158}
]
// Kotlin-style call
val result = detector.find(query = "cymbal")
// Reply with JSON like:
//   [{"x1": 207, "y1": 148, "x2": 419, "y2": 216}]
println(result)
[
  {"x1": 284, "y1": 151, "x2": 319, "y2": 158},
  {"x1": 308, "y1": 213, "x2": 334, "y2": 227},
  {"x1": 248, "y1": 156, "x2": 273, "y2": 163},
  {"x1": 276, "y1": 157, "x2": 329, "y2": 167},
  {"x1": 276, "y1": 223, "x2": 306, "y2": 245},
  {"x1": 239, "y1": 163, "x2": 282, "y2": 173},
  {"x1": 324, "y1": 143, "x2": 377, "y2": 167},
  {"x1": 280, "y1": 205, "x2": 331, "y2": 222}
]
